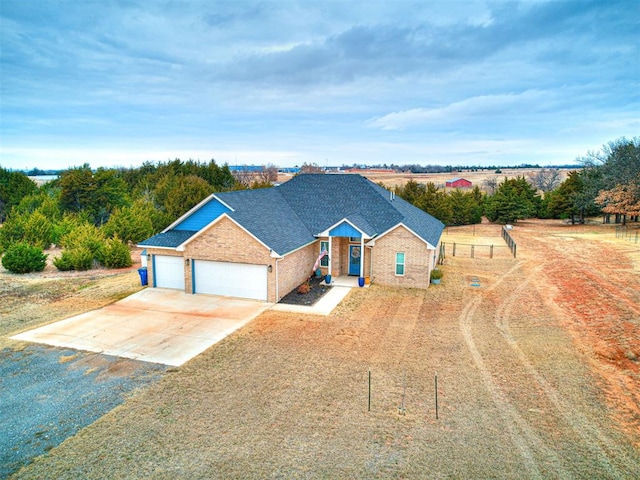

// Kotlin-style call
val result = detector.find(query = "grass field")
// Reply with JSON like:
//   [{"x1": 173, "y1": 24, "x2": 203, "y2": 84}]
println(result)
[{"x1": 4, "y1": 220, "x2": 639, "y2": 479}]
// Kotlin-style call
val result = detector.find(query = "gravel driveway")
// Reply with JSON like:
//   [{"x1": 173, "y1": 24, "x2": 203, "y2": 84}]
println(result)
[{"x1": 0, "y1": 344, "x2": 166, "y2": 478}]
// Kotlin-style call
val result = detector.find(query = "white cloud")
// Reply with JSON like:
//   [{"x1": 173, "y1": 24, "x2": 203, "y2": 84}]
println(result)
[{"x1": 366, "y1": 90, "x2": 551, "y2": 130}]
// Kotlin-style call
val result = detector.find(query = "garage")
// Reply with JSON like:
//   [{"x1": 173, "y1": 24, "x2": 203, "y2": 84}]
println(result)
[
  {"x1": 193, "y1": 260, "x2": 267, "y2": 301},
  {"x1": 153, "y1": 255, "x2": 185, "y2": 290}
]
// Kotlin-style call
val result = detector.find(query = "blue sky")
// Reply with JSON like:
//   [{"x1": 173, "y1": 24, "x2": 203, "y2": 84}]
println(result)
[{"x1": 1, "y1": 0, "x2": 638, "y2": 170}]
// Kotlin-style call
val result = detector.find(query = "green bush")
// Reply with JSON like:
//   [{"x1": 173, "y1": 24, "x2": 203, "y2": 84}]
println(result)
[
  {"x1": 51, "y1": 213, "x2": 86, "y2": 246},
  {"x1": 103, "y1": 199, "x2": 157, "y2": 244},
  {"x1": 23, "y1": 211, "x2": 54, "y2": 250},
  {"x1": 52, "y1": 250, "x2": 75, "y2": 271},
  {"x1": 71, "y1": 246, "x2": 94, "y2": 271},
  {"x1": 1, "y1": 243, "x2": 47, "y2": 273},
  {"x1": 60, "y1": 223, "x2": 105, "y2": 255},
  {"x1": 0, "y1": 215, "x2": 25, "y2": 253},
  {"x1": 430, "y1": 268, "x2": 443, "y2": 280},
  {"x1": 100, "y1": 236, "x2": 132, "y2": 268}
]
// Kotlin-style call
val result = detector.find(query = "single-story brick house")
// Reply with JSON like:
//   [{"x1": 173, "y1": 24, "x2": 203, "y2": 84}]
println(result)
[
  {"x1": 445, "y1": 177, "x2": 472, "y2": 188},
  {"x1": 138, "y1": 174, "x2": 444, "y2": 302}
]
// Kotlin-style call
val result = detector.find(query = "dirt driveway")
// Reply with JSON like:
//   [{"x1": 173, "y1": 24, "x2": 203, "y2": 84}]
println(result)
[{"x1": 11, "y1": 288, "x2": 270, "y2": 366}]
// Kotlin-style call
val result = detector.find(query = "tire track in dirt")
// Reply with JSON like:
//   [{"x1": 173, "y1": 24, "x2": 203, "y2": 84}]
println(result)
[
  {"x1": 459, "y1": 261, "x2": 560, "y2": 478},
  {"x1": 369, "y1": 293, "x2": 425, "y2": 368},
  {"x1": 460, "y1": 292, "x2": 548, "y2": 479},
  {"x1": 494, "y1": 262, "x2": 637, "y2": 477}
]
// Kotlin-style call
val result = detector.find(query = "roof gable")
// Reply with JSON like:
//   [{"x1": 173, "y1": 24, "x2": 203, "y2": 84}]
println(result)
[{"x1": 173, "y1": 197, "x2": 231, "y2": 231}]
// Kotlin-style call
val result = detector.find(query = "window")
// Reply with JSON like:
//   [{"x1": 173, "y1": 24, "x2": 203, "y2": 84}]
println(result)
[
  {"x1": 349, "y1": 236, "x2": 360, "y2": 243},
  {"x1": 395, "y1": 252, "x2": 405, "y2": 276},
  {"x1": 320, "y1": 241, "x2": 329, "y2": 267}
]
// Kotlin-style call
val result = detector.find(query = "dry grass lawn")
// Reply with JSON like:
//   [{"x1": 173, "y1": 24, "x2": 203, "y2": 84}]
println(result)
[{"x1": 5, "y1": 221, "x2": 640, "y2": 479}]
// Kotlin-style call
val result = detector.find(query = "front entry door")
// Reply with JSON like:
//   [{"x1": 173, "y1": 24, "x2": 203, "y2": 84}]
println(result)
[{"x1": 349, "y1": 245, "x2": 361, "y2": 276}]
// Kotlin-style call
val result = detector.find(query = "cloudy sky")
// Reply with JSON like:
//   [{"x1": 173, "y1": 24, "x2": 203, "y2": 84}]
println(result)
[{"x1": 1, "y1": 0, "x2": 638, "y2": 170}]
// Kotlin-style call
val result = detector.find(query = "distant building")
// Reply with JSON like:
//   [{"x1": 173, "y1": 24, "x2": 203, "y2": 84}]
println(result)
[{"x1": 445, "y1": 178, "x2": 472, "y2": 188}]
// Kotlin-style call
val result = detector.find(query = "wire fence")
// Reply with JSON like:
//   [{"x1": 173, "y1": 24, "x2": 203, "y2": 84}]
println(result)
[
  {"x1": 439, "y1": 241, "x2": 511, "y2": 260},
  {"x1": 501, "y1": 226, "x2": 517, "y2": 257},
  {"x1": 616, "y1": 225, "x2": 639, "y2": 243}
]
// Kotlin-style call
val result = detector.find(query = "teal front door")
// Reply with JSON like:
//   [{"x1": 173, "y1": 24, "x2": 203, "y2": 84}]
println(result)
[{"x1": 349, "y1": 245, "x2": 361, "y2": 276}]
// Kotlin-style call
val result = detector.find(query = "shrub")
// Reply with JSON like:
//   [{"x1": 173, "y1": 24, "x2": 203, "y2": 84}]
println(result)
[
  {"x1": 430, "y1": 268, "x2": 444, "y2": 280},
  {"x1": 0, "y1": 215, "x2": 25, "y2": 252},
  {"x1": 60, "y1": 223, "x2": 105, "y2": 255},
  {"x1": 52, "y1": 250, "x2": 75, "y2": 271},
  {"x1": 297, "y1": 282, "x2": 311, "y2": 294},
  {"x1": 100, "y1": 236, "x2": 132, "y2": 268},
  {"x1": 51, "y1": 213, "x2": 86, "y2": 246},
  {"x1": 69, "y1": 246, "x2": 94, "y2": 271},
  {"x1": 23, "y1": 211, "x2": 54, "y2": 250},
  {"x1": 53, "y1": 246, "x2": 95, "y2": 271},
  {"x1": 103, "y1": 199, "x2": 157, "y2": 244},
  {"x1": 1, "y1": 243, "x2": 47, "y2": 273}
]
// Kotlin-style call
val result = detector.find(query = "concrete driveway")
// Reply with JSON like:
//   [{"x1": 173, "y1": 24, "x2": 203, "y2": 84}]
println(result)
[{"x1": 11, "y1": 289, "x2": 271, "y2": 366}]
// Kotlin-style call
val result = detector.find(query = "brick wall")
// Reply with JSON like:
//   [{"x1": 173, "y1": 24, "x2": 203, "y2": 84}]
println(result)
[
  {"x1": 183, "y1": 216, "x2": 275, "y2": 299},
  {"x1": 277, "y1": 241, "x2": 318, "y2": 300},
  {"x1": 372, "y1": 226, "x2": 433, "y2": 289}
]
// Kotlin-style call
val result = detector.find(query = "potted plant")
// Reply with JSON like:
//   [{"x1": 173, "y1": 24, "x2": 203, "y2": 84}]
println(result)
[{"x1": 430, "y1": 268, "x2": 443, "y2": 284}]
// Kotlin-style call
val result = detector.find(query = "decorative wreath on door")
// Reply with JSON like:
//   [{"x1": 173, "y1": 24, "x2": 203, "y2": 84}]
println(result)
[{"x1": 351, "y1": 247, "x2": 361, "y2": 259}]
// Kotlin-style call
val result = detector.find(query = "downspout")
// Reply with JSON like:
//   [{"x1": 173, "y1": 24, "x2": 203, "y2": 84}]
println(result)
[
  {"x1": 328, "y1": 236, "x2": 332, "y2": 278},
  {"x1": 367, "y1": 246, "x2": 373, "y2": 281},
  {"x1": 275, "y1": 258, "x2": 280, "y2": 302},
  {"x1": 359, "y1": 236, "x2": 364, "y2": 278}
]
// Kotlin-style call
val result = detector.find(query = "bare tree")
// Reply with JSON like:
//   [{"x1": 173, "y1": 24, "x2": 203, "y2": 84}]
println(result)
[
  {"x1": 482, "y1": 175, "x2": 499, "y2": 195},
  {"x1": 257, "y1": 163, "x2": 278, "y2": 184},
  {"x1": 529, "y1": 168, "x2": 561, "y2": 192},
  {"x1": 232, "y1": 166, "x2": 254, "y2": 187},
  {"x1": 298, "y1": 162, "x2": 324, "y2": 174}
]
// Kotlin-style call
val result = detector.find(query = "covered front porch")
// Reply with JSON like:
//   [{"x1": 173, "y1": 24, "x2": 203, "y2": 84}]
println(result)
[{"x1": 317, "y1": 218, "x2": 373, "y2": 284}]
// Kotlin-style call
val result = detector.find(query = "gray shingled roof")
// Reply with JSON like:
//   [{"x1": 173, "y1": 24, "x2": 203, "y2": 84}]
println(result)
[
  {"x1": 139, "y1": 174, "x2": 444, "y2": 254},
  {"x1": 215, "y1": 188, "x2": 315, "y2": 255},
  {"x1": 138, "y1": 230, "x2": 198, "y2": 248}
]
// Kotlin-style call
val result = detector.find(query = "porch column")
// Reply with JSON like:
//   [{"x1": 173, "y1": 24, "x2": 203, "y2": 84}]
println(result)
[
  {"x1": 360, "y1": 236, "x2": 364, "y2": 278},
  {"x1": 328, "y1": 236, "x2": 332, "y2": 277}
]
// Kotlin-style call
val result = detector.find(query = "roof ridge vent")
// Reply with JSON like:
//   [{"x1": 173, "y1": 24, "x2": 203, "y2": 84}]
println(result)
[{"x1": 390, "y1": 189, "x2": 395, "y2": 201}]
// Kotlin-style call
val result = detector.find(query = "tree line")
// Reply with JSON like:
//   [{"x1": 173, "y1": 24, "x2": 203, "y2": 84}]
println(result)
[
  {"x1": 1, "y1": 138, "x2": 638, "y2": 273},
  {"x1": 393, "y1": 137, "x2": 639, "y2": 226},
  {"x1": 0, "y1": 159, "x2": 245, "y2": 273}
]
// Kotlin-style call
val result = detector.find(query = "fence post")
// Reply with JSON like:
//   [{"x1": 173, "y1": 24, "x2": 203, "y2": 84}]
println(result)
[
  {"x1": 490, "y1": 244, "x2": 493, "y2": 259},
  {"x1": 471, "y1": 245, "x2": 474, "y2": 258},
  {"x1": 453, "y1": 242, "x2": 456, "y2": 257},
  {"x1": 368, "y1": 369, "x2": 371, "y2": 412}
]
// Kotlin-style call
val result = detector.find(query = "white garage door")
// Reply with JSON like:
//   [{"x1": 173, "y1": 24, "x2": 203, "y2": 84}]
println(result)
[
  {"x1": 153, "y1": 255, "x2": 185, "y2": 290},
  {"x1": 193, "y1": 260, "x2": 267, "y2": 301}
]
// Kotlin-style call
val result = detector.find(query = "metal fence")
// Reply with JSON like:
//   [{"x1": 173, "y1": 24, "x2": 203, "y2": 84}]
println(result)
[
  {"x1": 501, "y1": 226, "x2": 517, "y2": 257},
  {"x1": 616, "y1": 225, "x2": 639, "y2": 243}
]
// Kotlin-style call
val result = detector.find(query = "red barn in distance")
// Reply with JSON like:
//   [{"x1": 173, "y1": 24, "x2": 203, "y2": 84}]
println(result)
[{"x1": 445, "y1": 177, "x2": 472, "y2": 188}]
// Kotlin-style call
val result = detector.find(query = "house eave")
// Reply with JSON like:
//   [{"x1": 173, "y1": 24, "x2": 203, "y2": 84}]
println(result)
[
  {"x1": 370, "y1": 223, "x2": 437, "y2": 249},
  {"x1": 317, "y1": 217, "x2": 372, "y2": 239}
]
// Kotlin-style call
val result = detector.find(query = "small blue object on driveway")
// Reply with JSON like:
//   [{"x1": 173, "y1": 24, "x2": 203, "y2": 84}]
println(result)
[{"x1": 137, "y1": 267, "x2": 148, "y2": 286}]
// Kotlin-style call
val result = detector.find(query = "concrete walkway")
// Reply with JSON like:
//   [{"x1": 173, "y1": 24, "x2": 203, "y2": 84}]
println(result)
[{"x1": 12, "y1": 289, "x2": 270, "y2": 366}]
